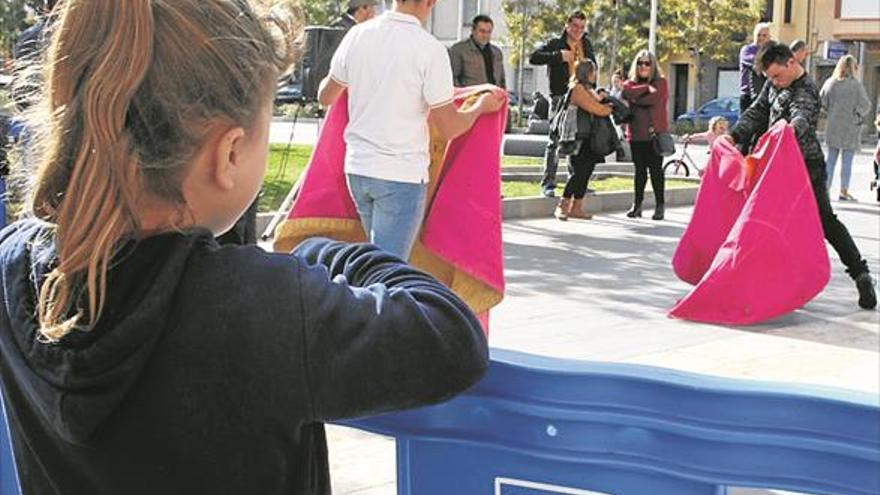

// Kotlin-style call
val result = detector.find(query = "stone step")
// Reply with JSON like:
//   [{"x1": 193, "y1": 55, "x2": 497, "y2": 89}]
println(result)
[
  {"x1": 502, "y1": 163, "x2": 635, "y2": 174},
  {"x1": 501, "y1": 171, "x2": 701, "y2": 183},
  {"x1": 502, "y1": 185, "x2": 699, "y2": 219}
]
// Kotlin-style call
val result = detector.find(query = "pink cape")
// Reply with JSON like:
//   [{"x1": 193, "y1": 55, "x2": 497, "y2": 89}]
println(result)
[
  {"x1": 273, "y1": 89, "x2": 507, "y2": 330},
  {"x1": 670, "y1": 122, "x2": 830, "y2": 325}
]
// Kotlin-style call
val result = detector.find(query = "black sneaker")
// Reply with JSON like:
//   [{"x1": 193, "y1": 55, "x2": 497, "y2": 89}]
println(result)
[
  {"x1": 542, "y1": 188, "x2": 556, "y2": 198},
  {"x1": 855, "y1": 273, "x2": 877, "y2": 310}
]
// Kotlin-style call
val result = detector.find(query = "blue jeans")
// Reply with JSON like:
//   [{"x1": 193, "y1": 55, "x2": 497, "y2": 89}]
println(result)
[
  {"x1": 347, "y1": 174, "x2": 427, "y2": 260},
  {"x1": 825, "y1": 147, "x2": 855, "y2": 191}
]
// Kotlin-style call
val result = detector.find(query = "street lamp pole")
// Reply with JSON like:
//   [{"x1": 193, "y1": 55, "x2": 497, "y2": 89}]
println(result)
[{"x1": 649, "y1": 0, "x2": 658, "y2": 54}]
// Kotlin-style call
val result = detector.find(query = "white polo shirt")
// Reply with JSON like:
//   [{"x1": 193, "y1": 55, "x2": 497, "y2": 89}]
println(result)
[{"x1": 328, "y1": 11, "x2": 455, "y2": 184}]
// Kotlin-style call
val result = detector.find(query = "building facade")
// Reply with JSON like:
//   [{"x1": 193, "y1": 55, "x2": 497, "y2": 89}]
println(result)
[{"x1": 767, "y1": 0, "x2": 879, "y2": 135}]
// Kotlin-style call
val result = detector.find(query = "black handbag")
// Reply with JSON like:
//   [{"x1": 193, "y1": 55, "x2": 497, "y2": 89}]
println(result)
[
  {"x1": 648, "y1": 111, "x2": 675, "y2": 157},
  {"x1": 651, "y1": 130, "x2": 676, "y2": 157}
]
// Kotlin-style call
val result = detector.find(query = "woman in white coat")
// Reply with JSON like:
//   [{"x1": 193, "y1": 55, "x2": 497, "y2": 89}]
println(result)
[{"x1": 820, "y1": 55, "x2": 872, "y2": 201}]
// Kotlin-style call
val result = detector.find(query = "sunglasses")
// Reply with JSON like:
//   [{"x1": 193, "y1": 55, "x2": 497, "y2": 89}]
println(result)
[{"x1": 637, "y1": 60, "x2": 652, "y2": 67}]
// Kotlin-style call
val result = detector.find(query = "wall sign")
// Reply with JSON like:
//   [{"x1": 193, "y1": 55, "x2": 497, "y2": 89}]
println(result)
[{"x1": 495, "y1": 477, "x2": 613, "y2": 495}]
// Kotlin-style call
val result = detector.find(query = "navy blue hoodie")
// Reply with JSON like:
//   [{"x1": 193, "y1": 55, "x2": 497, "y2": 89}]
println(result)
[{"x1": 0, "y1": 219, "x2": 488, "y2": 494}]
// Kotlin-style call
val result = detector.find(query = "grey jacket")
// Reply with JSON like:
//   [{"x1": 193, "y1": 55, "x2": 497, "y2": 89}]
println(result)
[
  {"x1": 449, "y1": 38, "x2": 506, "y2": 89},
  {"x1": 820, "y1": 76, "x2": 872, "y2": 151}
]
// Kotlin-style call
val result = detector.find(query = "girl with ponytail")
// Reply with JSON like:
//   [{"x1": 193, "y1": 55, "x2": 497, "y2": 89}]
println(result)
[{"x1": 0, "y1": 1, "x2": 488, "y2": 493}]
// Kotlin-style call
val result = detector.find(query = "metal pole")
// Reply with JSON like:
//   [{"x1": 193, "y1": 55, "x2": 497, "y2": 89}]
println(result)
[
  {"x1": 517, "y1": 0, "x2": 528, "y2": 125},
  {"x1": 649, "y1": 0, "x2": 658, "y2": 54},
  {"x1": 610, "y1": 0, "x2": 620, "y2": 81}
]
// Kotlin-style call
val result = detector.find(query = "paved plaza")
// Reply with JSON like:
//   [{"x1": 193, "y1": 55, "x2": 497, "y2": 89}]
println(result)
[
  {"x1": 267, "y1": 123, "x2": 880, "y2": 494},
  {"x1": 327, "y1": 171, "x2": 878, "y2": 494}
]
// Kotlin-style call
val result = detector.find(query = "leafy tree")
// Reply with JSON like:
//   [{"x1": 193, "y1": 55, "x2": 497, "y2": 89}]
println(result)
[
  {"x1": 0, "y1": 0, "x2": 31, "y2": 59},
  {"x1": 659, "y1": 0, "x2": 761, "y2": 104},
  {"x1": 503, "y1": 0, "x2": 762, "y2": 100},
  {"x1": 586, "y1": 0, "x2": 651, "y2": 82},
  {"x1": 301, "y1": 0, "x2": 341, "y2": 26}
]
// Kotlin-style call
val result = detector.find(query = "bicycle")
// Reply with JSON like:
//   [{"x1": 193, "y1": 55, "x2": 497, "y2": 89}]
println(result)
[{"x1": 663, "y1": 138, "x2": 701, "y2": 177}]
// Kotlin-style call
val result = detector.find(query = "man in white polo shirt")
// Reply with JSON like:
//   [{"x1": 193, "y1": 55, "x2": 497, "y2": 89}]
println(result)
[{"x1": 317, "y1": 0, "x2": 505, "y2": 260}]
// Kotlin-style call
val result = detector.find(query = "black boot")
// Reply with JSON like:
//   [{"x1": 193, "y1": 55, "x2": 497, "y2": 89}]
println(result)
[
  {"x1": 626, "y1": 203, "x2": 642, "y2": 218},
  {"x1": 855, "y1": 273, "x2": 877, "y2": 310},
  {"x1": 652, "y1": 203, "x2": 665, "y2": 220}
]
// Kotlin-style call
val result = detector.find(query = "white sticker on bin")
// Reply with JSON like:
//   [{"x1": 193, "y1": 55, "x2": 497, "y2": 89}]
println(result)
[{"x1": 495, "y1": 477, "x2": 613, "y2": 495}]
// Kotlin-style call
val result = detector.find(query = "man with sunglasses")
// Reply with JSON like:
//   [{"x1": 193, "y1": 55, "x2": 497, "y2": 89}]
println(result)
[
  {"x1": 529, "y1": 11, "x2": 597, "y2": 198},
  {"x1": 724, "y1": 42, "x2": 876, "y2": 310}
]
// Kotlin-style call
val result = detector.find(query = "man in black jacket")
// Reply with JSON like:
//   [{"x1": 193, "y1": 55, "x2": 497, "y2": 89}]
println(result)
[
  {"x1": 331, "y1": 0, "x2": 377, "y2": 31},
  {"x1": 529, "y1": 11, "x2": 597, "y2": 197},
  {"x1": 724, "y1": 43, "x2": 876, "y2": 310}
]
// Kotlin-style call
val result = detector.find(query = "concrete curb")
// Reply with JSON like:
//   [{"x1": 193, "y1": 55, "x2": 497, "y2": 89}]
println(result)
[
  {"x1": 502, "y1": 186, "x2": 699, "y2": 220},
  {"x1": 258, "y1": 185, "x2": 700, "y2": 237},
  {"x1": 500, "y1": 171, "x2": 702, "y2": 183},
  {"x1": 271, "y1": 116, "x2": 321, "y2": 124}
]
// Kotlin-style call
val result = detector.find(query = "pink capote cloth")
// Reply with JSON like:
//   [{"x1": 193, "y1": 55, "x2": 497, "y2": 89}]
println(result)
[
  {"x1": 273, "y1": 88, "x2": 507, "y2": 330},
  {"x1": 670, "y1": 122, "x2": 830, "y2": 325}
]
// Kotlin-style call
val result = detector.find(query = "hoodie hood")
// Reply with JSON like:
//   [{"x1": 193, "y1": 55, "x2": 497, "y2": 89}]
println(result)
[{"x1": 0, "y1": 219, "x2": 213, "y2": 444}]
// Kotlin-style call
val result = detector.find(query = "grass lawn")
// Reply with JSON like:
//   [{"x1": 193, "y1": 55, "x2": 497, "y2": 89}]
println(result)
[
  {"x1": 260, "y1": 146, "x2": 696, "y2": 211},
  {"x1": 501, "y1": 177, "x2": 696, "y2": 199},
  {"x1": 259, "y1": 144, "x2": 313, "y2": 213},
  {"x1": 501, "y1": 155, "x2": 544, "y2": 167}
]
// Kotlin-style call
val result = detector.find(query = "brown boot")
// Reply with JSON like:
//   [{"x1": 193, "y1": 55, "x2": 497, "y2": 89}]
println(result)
[
  {"x1": 568, "y1": 198, "x2": 592, "y2": 219},
  {"x1": 554, "y1": 198, "x2": 571, "y2": 221}
]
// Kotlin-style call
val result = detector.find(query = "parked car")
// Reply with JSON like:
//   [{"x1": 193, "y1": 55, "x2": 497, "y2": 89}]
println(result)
[
  {"x1": 675, "y1": 96, "x2": 739, "y2": 127},
  {"x1": 274, "y1": 78, "x2": 304, "y2": 106}
]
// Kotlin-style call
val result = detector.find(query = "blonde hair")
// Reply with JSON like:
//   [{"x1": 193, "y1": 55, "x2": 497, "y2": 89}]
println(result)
[
  {"x1": 833, "y1": 54, "x2": 857, "y2": 80},
  {"x1": 708, "y1": 116, "x2": 728, "y2": 133},
  {"x1": 753, "y1": 22, "x2": 771, "y2": 44},
  {"x1": 25, "y1": 0, "x2": 298, "y2": 341},
  {"x1": 628, "y1": 50, "x2": 663, "y2": 83}
]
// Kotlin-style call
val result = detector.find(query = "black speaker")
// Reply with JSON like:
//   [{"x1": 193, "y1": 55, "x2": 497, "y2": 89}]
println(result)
[{"x1": 300, "y1": 27, "x2": 347, "y2": 101}]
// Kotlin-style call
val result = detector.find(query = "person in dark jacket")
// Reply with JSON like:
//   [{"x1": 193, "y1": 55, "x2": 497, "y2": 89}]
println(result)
[
  {"x1": 330, "y1": 0, "x2": 377, "y2": 31},
  {"x1": 723, "y1": 42, "x2": 876, "y2": 310},
  {"x1": 738, "y1": 22, "x2": 771, "y2": 115},
  {"x1": 622, "y1": 50, "x2": 669, "y2": 220},
  {"x1": 0, "y1": 3, "x2": 489, "y2": 495},
  {"x1": 529, "y1": 11, "x2": 597, "y2": 198}
]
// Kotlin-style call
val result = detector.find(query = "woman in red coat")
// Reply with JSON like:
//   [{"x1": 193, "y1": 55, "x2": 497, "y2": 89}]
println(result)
[{"x1": 622, "y1": 50, "x2": 669, "y2": 220}]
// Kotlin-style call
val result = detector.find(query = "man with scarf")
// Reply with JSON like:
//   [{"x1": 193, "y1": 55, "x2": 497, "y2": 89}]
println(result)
[{"x1": 529, "y1": 11, "x2": 597, "y2": 198}]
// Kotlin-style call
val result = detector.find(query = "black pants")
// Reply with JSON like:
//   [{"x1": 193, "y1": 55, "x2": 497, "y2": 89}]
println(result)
[
  {"x1": 808, "y1": 161, "x2": 869, "y2": 279},
  {"x1": 541, "y1": 95, "x2": 566, "y2": 192},
  {"x1": 630, "y1": 141, "x2": 665, "y2": 206},
  {"x1": 562, "y1": 145, "x2": 599, "y2": 199}
]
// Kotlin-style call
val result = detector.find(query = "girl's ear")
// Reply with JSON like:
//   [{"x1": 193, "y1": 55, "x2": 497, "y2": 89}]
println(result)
[{"x1": 210, "y1": 126, "x2": 247, "y2": 191}]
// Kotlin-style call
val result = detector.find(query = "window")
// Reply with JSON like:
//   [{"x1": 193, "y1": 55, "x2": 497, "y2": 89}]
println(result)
[
  {"x1": 784, "y1": 0, "x2": 793, "y2": 23},
  {"x1": 761, "y1": 0, "x2": 774, "y2": 22},
  {"x1": 838, "y1": 0, "x2": 880, "y2": 18}
]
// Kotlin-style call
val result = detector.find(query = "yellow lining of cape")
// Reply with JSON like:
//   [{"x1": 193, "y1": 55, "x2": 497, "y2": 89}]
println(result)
[{"x1": 273, "y1": 91, "x2": 504, "y2": 315}]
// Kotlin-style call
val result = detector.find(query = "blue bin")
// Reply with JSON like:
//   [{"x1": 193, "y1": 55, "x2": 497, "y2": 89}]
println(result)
[{"x1": 2, "y1": 349, "x2": 878, "y2": 494}]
